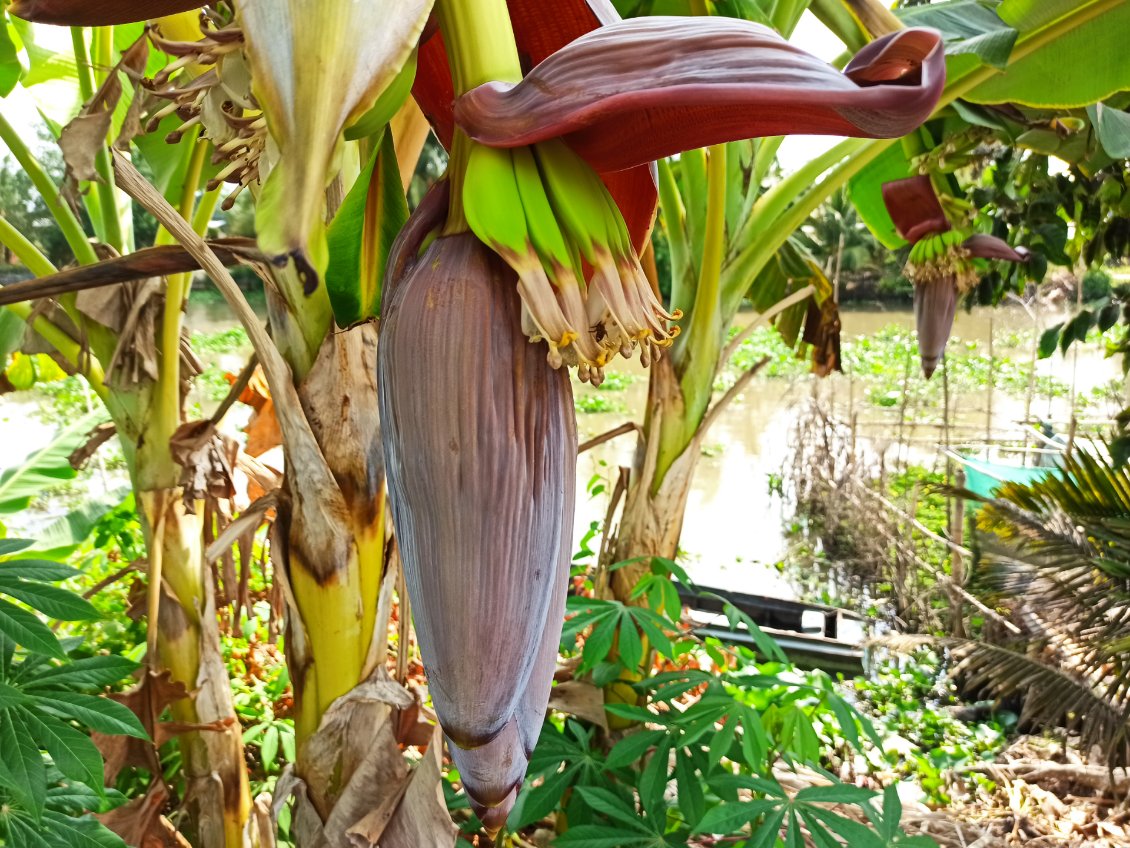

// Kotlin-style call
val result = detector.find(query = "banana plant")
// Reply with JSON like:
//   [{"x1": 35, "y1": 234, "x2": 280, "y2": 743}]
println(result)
[
  {"x1": 881, "y1": 174, "x2": 1029, "y2": 377},
  {"x1": 4, "y1": 3, "x2": 443, "y2": 845},
  {"x1": 0, "y1": 14, "x2": 256, "y2": 846},
  {"x1": 6, "y1": 0, "x2": 941, "y2": 841},
  {"x1": 604, "y1": 0, "x2": 1130, "y2": 603},
  {"x1": 7, "y1": 2, "x2": 1129, "y2": 847}
]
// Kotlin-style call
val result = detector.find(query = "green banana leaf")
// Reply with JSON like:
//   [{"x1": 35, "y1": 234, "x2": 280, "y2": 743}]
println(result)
[
  {"x1": 324, "y1": 128, "x2": 409, "y2": 326},
  {"x1": 0, "y1": 412, "x2": 108, "y2": 515}
]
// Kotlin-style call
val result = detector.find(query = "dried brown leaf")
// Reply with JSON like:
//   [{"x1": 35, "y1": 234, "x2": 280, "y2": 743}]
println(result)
[
  {"x1": 169, "y1": 420, "x2": 240, "y2": 503},
  {"x1": 59, "y1": 36, "x2": 148, "y2": 183},
  {"x1": 547, "y1": 679, "x2": 609, "y2": 731},
  {"x1": 92, "y1": 669, "x2": 190, "y2": 782},
  {"x1": 97, "y1": 782, "x2": 189, "y2": 848},
  {"x1": 376, "y1": 726, "x2": 458, "y2": 848},
  {"x1": 69, "y1": 420, "x2": 117, "y2": 470}
]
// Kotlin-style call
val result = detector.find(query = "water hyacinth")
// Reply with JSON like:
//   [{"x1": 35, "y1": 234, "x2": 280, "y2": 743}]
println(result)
[{"x1": 883, "y1": 175, "x2": 1029, "y2": 377}]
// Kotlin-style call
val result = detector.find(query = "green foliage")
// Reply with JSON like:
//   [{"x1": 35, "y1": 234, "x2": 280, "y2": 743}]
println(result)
[
  {"x1": 0, "y1": 538, "x2": 146, "y2": 848},
  {"x1": 325, "y1": 129, "x2": 409, "y2": 325},
  {"x1": 853, "y1": 650, "x2": 1010, "y2": 805},
  {"x1": 229, "y1": 605, "x2": 295, "y2": 788},
  {"x1": 190, "y1": 326, "x2": 252, "y2": 403},
  {"x1": 0, "y1": 413, "x2": 107, "y2": 515},
  {"x1": 1083, "y1": 268, "x2": 1113, "y2": 302},
  {"x1": 499, "y1": 559, "x2": 933, "y2": 846},
  {"x1": 574, "y1": 392, "x2": 627, "y2": 415}
]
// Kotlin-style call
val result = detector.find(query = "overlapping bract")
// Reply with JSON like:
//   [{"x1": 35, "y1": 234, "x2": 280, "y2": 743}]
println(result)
[
  {"x1": 883, "y1": 175, "x2": 1030, "y2": 377},
  {"x1": 378, "y1": 188, "x2": 576, "y2": 832}
]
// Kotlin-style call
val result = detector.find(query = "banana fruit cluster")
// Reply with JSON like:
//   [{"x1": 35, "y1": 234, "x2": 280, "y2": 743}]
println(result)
[
  {"x1": 905, "y1": 229, "x2": 978, "y2": 293},
  {"x1": 463, "y1": 138, "x2": 680, "y2": 385}
]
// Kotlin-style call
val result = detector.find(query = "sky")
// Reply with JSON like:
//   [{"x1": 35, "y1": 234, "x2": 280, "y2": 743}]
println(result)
[{"x1": 778, "y1": 11, "x2": 852, "y2": 176}]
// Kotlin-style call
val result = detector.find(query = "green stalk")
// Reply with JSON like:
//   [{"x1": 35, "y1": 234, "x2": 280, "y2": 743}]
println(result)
[
  {"x1": 0, "y1": 215, "x2": 109, "y2": 398},
  {"x1": 658, "y1": 159, "x2": 693, "y2": 318},
  {"x1": 436, "y1": 0, "x2": 523, "y2": 92},
  {"x1": 0, "y1": 112, "x2": 98, "y2": 267},
  {"x1": 750, "y1": 137, "x2": 784, "y2": 196},
  {"x1": 657, "y1": 144, "x2": 727, "y2": 490},
  {"x1": 70, "y1": 28, "x2": 94, "y2": 101},
  {"x1": 436, "y1": 0, "x2": 524, "y2": 228},
  {"x1": 154, "y1": 139, "x2": 210, "y2": 465},
  {"x1": 741, "y1": 137, "x2": 870, "y2": 257},
  {"x1": 723, "y1": 137, "x2": 888, "y2": 319},
  {"x1": 0, "y1": 215, "x2": 55, "y2": 278},
  {"x1": 71, "y1": 27, "x2": 124, "y2": 253}
]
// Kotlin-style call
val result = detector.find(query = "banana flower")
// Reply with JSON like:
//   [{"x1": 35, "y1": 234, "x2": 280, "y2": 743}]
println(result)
[
  {"x1": 397, "y1": 0, "x2": 944, "y2": 829},
  {"x1": 415, "y1": 1, "x2": 945, "y2": 254},
  {"x1": 17, "y1": 0, "x2": 949, "y2": 835},
  {"x1": 882, "y1": 175, "x2": 1029, "y2": 377},
  {"x1": 413, "y1": 2, "x2": 944, "y2": 378}
]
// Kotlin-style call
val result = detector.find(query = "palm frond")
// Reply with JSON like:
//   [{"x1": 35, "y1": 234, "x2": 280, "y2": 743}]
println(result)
[
  {"x1": 881, "y1": 634, "x2": 1130, "y2": 767},
  {"x1": 944, "y1": 444, "x2": 1130, "y2": 707}
]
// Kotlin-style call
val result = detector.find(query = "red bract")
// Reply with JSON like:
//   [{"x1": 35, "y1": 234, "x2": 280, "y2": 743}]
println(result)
[
  {"x1": 883, "y1": 176, "x2": 1030, "y2": 262},
  {"x1": 415, "y1": 0, "x2": 657, "y2": 252},
  {"x1": 9, "y1": 0, "x2": 201, "y2": 24},
  {"x1": 416, "y1": 10, "x2": 943, "y2": 249},
  {"x1": 453, "y1": 19, "x2": 945, "y2": 172},
  {"x1": 963, "y1": 233, "x2": 1030, "y2": 263},
  {"x1": 882, "y1": 175, "x2": 950, "y2": 242}
]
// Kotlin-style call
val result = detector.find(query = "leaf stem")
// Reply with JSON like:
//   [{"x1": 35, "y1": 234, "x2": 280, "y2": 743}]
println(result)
[
  {"x1": 72, "y1": 26, "x2": 125, "y2": 253},
  {"x1": 155, "y1": 138, "x2": 211, "y2": 462},
  {"x1": 0, "y1": 111, "x2": 98, "y2": 267},
  {"x1": 436, "y1": 0, "x2": 524, "y2": 227},
  {"x1": 436, "y1": 0, "x2": 523, "y2": 93}
]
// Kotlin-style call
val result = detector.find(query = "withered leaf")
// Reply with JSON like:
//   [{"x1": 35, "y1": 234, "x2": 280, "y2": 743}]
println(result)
[
  {"x1": 802, "y1": 298, "x2": 843, "y2": 378},
  {"x1": 97, "y1": 782, "x2": 189, "y2": 848},
  {"x1": 59, "y1": 35, "x2": 148, "y2": 183},
  {"x1": 69, "y1": 420, "x2": 117, "y2": 470},
  {"x1": 169, "y1": 420, "x2": 239, "y2": 504},
  {"x1": 93, "y1": 669, "x2": 190, "y2": 783},
  {"x1": 374, "y1": 726, "x2": 458, "y2": 848}
]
